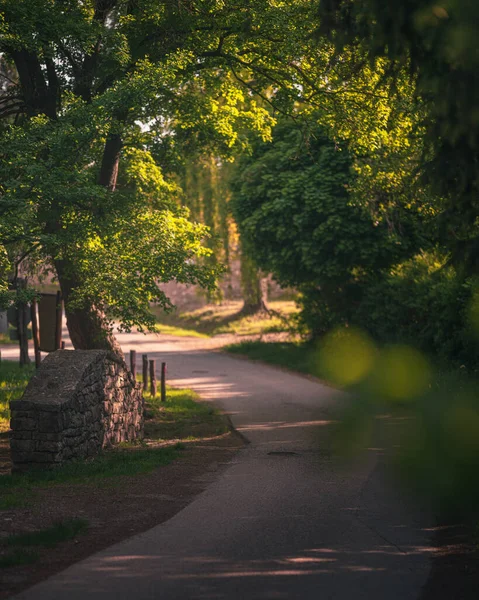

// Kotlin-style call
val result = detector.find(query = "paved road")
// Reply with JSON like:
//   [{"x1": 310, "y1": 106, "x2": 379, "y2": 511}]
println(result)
[{"x1": 10, "y1": 331, "x2": 435, "y2": 599}]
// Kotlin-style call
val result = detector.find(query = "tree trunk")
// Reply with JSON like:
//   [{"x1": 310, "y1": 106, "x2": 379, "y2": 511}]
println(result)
[
  {"x1": 53, "y1": 129, "x2": 124, "y2": 355},
  {"x1": 240, "y1": 251, "x2": 269, "y2": 315},
  {"x1": 98, "y1": 133, "x2": 122, "y2": 190},
  {"x1": 55, "y1": 258, "x2": 124, "y2": 357}
]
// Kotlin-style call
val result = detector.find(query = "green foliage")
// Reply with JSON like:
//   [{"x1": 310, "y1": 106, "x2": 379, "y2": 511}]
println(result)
[
  {"x1": 353, "y1": 255, "x2": 478, "y2": 367},
  {"x1": 231, "y1": 120, "x2": 420, "y2": 336},
  {"x1": 318, "y1": 0, "x2": 479, "y2": 275},
  {"x1": 0, "y1": 0, "x2": 324, "y2": 333},
  {"x1": 0, "y1": 362, "x2": 34, "y2": 432}
]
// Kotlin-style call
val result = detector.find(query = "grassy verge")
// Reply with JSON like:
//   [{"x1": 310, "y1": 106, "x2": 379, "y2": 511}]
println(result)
[
  {"x1": 0, "y1": 519, "x2": 88, "y2": 569},
  {"x1": 1, "y1": 368, "x2": 226, "y2": 510},
  {"x1": 143, "y1": 385, "x2": 227, "y2": 441},
  {"x1": 225, "y1": 340, "x2": 318, "y2": 376},
  {"x1": 152, "y1": 300, "x2": 298, "y2": 337},
  {"x1": 0, "y1": 362, "x2": 35, "y2": 432},
  {"x1": 0, "y1": 362, "x2": 236, "y2": 587},
  {"x1": 0, "y1": 444, "x2": 182, "y2": 510},
  {"x1": 154, "y1": 323, "x2": 209, "y2": 338}
]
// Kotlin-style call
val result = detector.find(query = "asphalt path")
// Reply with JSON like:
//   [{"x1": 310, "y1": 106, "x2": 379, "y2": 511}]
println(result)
[{"x1": 9, "y1": 330, "x2": 436, "y2": 599}]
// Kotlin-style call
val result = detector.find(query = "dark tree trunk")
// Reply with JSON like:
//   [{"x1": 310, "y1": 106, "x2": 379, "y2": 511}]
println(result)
[
  {"x1": 98, "y1": 133, "x2": 123, "y2": 190},
  {"x1": 55, "y1": 258, "x2": 124, "y2": 357},
  {"x1": 240, "y1": 251, "x2": 269, "y2": 315}
]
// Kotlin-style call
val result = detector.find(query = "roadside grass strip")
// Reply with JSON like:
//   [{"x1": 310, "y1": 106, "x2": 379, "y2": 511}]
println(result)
[
  {"x1": 1, "y1": 372, "x2": 222, "y2": 509},
  {"x1": 5, "y1": 518, "x2": 89, "y2": 549},
  {"x1": 143, "y1": 385, "x2": 228, "y2": 441},
  {"x1": 225, "y1": 340, "x2": 317, "y2": 376},
  {"x1": 0, "y1": 519, "x2": 88, "y2": 569},
  {"x1": 154, "y1": 323, "x2": 209, "y2": 338},
  {"x1": 0, "y1": 548, "x2": 39, "y2": 569}
]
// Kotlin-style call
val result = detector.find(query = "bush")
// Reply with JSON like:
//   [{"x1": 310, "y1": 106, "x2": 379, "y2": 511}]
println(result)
[{"x1": 354, "y1": 260, "x2": 479, "y2": 368}]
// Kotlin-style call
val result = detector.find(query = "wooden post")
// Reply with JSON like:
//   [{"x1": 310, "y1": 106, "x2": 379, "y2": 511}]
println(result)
[
  {"x1": 161, "y1": 362, "x2": 166, "y2": 402},
  {"x1": 30, "y1": 298, "x2": 41, "y2": 368},
  {"x1": 149, "y1": 359, "x2": 157, "y2": 397},
  {"x1": 55, "y1": 291, "x2": 62, "y2": 351},
  {"x1": 61, "y1": 341, "x2": 66, "y2": 349},
  {"x1": 130, "y1": 350, "x2": 137, "y2": 380},
  {"x1": 17, "y1": 278, "x2": 30, "y2": 367},
  {"x1": 142, "y1": 354, "x2": 148, "y2": 392}
]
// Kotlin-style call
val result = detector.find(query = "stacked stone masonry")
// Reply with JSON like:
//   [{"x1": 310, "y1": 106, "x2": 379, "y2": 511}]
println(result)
[{"x1": 10, "y1": 350, "x2": 144, "y2": 471}]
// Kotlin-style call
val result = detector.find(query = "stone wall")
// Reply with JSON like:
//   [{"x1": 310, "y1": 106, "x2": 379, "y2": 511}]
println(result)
[{"x1": 9, "y1": 350, "x2": 144, "y2": 472}]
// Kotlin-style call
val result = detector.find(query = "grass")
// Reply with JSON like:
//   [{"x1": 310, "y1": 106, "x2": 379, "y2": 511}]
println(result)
[
  {"x1": 0, "y1": 443, "x2": 182, "y2": 504},
  {"x1": 5, "y1": 518, "x2": 89, "y2": 549},
  {"x1": 152, "y1": 300, "x2": 298, "y2": 338},
  {"x1": 0, "y1": 519, "x2": 88, "y2": 569},
  {"x1": 225, "y1": 340, "x2": 319, "y2": 376},
  {"x1": 1, "y1": 377, "x2": 222, "y2": 509},
  {"x1": 0, "y1": 362, "x2": 35, "y2": 432},
  {"x1": 142, "y1": 384, "x2": 228, "y2": 441},
  {"x1": 0, "y1": 548, "x2": 39, "y2": 569},
  {"x1": 154, "y1": 323, "x2": 208, "y2": 338}
]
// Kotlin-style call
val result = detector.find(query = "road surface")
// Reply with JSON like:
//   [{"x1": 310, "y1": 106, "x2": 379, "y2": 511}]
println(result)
[{"x1": 9, "y1": 330, "x2": 435, "y2": 599}]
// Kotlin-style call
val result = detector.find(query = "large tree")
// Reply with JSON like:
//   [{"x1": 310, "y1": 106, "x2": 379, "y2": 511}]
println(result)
[
  {"x1": 0, "y1": 0, "x2": 320, "y2": 352},
  {"x1": 317, "y1": 0, "x2": 479, "y2": 275},
  {"x1": 231, "y1": 118, "x2": 429, "y2": 336}
]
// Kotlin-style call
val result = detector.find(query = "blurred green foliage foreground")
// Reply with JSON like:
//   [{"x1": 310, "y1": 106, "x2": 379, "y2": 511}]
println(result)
[{"x1": 317, "y1": 326, "x2": 479, "y2": 516}]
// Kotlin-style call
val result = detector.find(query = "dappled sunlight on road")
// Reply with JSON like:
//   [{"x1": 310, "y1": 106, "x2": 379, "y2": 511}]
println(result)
[
  {"x1": 6, "y1": 330, "x2": 437, "y2": 600},
  {"x1": 60, "y1": 538, "x2": 435, "y2": 598},
  {"x1": 236, "y1": 420, "x2": 334, "y2": 433},
  {"x1": 169, "y1": 377, "x2": 251, "y2": 400}
]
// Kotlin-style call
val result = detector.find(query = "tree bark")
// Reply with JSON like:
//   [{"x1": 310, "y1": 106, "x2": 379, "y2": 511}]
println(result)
[
  {"x1": 55, "y1": 257, "x2": 124, "y2": 357},
  {"x1": 98, "y1": 133, "x2": 123, "y2": 190},
  {"x1": 239, "y1": 250, "x2": 269, "y2": 315}
]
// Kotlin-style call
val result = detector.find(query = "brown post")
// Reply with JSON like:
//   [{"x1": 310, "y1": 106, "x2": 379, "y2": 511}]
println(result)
[
  {"x1": 161, "y1": 362, "x2": 166, "y2": 402},
  {"x1": 30, "y1": 298, "x2": 41, "y2": 368},
  {"x1": 149, "y1": 359, "x2": 157, "y2": 397},
  {"x1": 61, "y1": 341, "x2": 66, "y2": 349},
  {"x1": 17, "y1": 278, "x2": 30, "y2": 367},
  {"x1": 55, "y1": 291, "x2": 62, "y2": 351},
  {"x1": 130, "y1": 350, "x2": 137, "y2": 380},
  {"x1": 142, "y1": 354, "x2": 148, "y2": 391}
]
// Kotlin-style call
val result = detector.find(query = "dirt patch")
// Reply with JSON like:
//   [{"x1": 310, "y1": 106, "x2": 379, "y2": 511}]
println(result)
[{"x1": 0, "y1": 426, "x2": 245, "y2": 599}]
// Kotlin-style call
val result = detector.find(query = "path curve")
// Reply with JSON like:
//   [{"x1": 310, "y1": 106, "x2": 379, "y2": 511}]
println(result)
[{"x1": 11, "y1": 331, "x2": 435, "y2": 599}]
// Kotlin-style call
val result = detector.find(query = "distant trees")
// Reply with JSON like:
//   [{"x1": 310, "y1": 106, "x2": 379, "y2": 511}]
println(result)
[{"x1": 231, "y1": 120, "x2": 419, "y2": 335}]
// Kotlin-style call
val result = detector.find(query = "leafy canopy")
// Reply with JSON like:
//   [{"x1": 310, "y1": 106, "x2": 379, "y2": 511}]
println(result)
[{"x1": 0, "y1": 0, "x2": 322, "y2": 328}]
